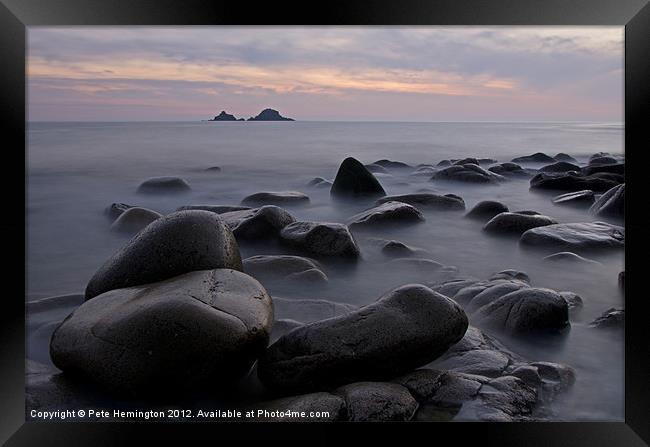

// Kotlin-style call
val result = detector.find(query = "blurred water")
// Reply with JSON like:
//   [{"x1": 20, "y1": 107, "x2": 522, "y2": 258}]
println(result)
[{"x1": 26, "y1": 121, "x2": 624, "y2": 420}]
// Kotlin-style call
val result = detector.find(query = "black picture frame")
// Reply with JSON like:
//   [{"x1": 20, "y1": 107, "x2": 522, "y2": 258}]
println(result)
[{"x1": 1, "y1": 0, "x2": 648, "y2": 445}]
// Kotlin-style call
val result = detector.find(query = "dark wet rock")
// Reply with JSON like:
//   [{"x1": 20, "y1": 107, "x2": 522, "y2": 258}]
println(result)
[
  {"x1": 619, "y1": 271, "x2": 625, "y2": 290},
  {"x1": 373, "y1": 159, "x2": 411, "y2": 169},
  {"x1": 530, "y1": 172, "x2": 622, "y2": 192},
  {"x1": 270, "y1": 319, "x2": 303, "y2": 343},
  {"x1": 307, "y1": 177, "x2": 332, "y2": 188},
  {"x1": 376, "y1": 193, "x2": 465, "y2": 210},
  {"x1": 543, "y1": 251, "x2": 602, "y2": 266},
  {"x1": 551, "y1": 190, "x2": 595, "y2": 207},
  {"x1": 554, "y1": 153, "x2": 578, "y2": 163},
  {"x1": 473, "y1": 288, "x2": 570, "y2": 334},
  {"x1": 243, "y1": 255, "x2": 327, "y2": 284},
  {"x1": 26, "y1": 360, "x2": 92, "y2": 413},
  {"x1": 176, "y1": 204, "x2": 251, "y2": 213},
  {"x1": 104, "y1": 202, "x2": 133, "y2": 220},
  {"x1": 540, "y1": 161, "x2": 581, "y2": 173},
  {"x1": 589, "y1": 156, "x2": 618, "y2": 165},
  {"x1": 348, "y1": 201, "x2": 424, "y2": 229},
  {"x1": 458, "y1": 375, "x2": 537, "y2": 421},
  {"x1": 410, "y1": 166, "x2": 437, "y2": 176},
  {"x1": 85, "y1": 211, "x2": 243, "y2": 300},
  {"x1": 247, "y1": 108, "x2": 294, "y2": 121},
  {"x1": 489, "y1": 270, "x2": 531, "y2": 283},
  {"x1": 512, "y1": 210, "x2": 540, "y2": 216},
  {"x1": 530, "y1": 361, "x2": 576, "y2": 396},
  {"x1": 53, "y1": 269, "x2": 273, "y2": 396},
  {"x1": 483, "y1": 212, "x2": 557, "y2": 235},
  {"x1": 454, "y1": 157, "x2": 480, "y2": 166},
  {"x1": 272, "y1": 297, "x2": 356, "y2": 324},
  {"x1": 364, "y1": 163, "x2": 390, "y2": 174},
  {"x1": 433, "y1": 164, "x2": 504, "y2": 184},
  {"x1": 241, "y1": 191, "x2": 310, "y2": 207},
  {"x1": 392, "y1": 369, "x2": 444, "y2": 402},
  {"x1": 427, "y1": 371, "x2": 484, "y2": 407},
  {"x1": 465, "y1": 201, "x2": 509, "y2": 221},
  {"x1": 330, "y1": 157, "x2": 386, "y2": 198},
  {"x1": 251, "y1": 392, "x2": 345, "y2": 421},
  {"x1": 511, "y1": 153, "x2": 555, "y2": 164},
  {"x1": 258, "y1": 284, "x2": 468, "y2": 392},
  {"x1": 381, "y1": 240, "x2": 423, "y2": 258},
  {"x1": 334, "y1": 382, "x2": 418, "y2": 421},
  {"x1": 589, "y1": 308, "x2": 625, "y2": 330},
  {"x1": 437, "y1": 160, "x2": 452, "y2": 167},
  {"x1": 559, "y1": 291, "x2": 583, "y2": 312},
  {"x1": 466, "y1": 281, "x2": 530, "y2": 312},
  {"x1": 109, "y1": 207, "x2": 162, "y2": 234},
  {"x1": 220, "y1": 206, "x2": 296, "y2": 240},
  {"x1": 279, "y1": 221, "x2": 360, "y2": 258},
  {"x1": 582, "y1": 163, "x2": 624, "y2": 176},
  {"x1": 488, "y1": 162, "x2": 530, "y2": 177},
  {"x1": 589, "y1": 184, "x2": 624, "y2": 219},
  {"x1": 434, "y1": 350, "x2": 510, "y2": 378},
  {"x1": 520, "y1": 222, "x2": 624, "y2": 251},
  {"x1": 205, "y1": 166, "x2": 222, "y2": 172},
  {"x1": 589, "y1": 152, "x2": 613, "y2": 161},
  {"x1": 136, "y1": 176, "x2": 191, "y2": 194},
  {"x1": 430, "y1": 278, "x2": 481, "y2": 298}
]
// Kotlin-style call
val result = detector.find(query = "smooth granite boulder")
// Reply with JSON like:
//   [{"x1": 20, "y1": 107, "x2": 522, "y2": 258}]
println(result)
[
  {"x1": 104, "y1": 202, "x2": 133, "y2": 220},
  {"x1": 258, "y1": 284, "x2": 468, "y2": 392},
  {"x1": 241, "y1": 191, "x2": 310, "y2": 207},
  {"x1": 551, "y1": 190, "x2": 595, "y2": 207},
  {"x1": 243, "y1": 255, "x2": 328, "y2": 284},
  {"x1": 473, "y1": 288, "x2": 570, "y2": 334},
  {"x1": 483, "y1": 212, "x2": 557, "y2": 235},
  {"x1": 136, "y1": 176, "x2": 191, "y2": 194},
  {"x1": 553, "y1": 153, "x2": 578, "y2": 163},
  {"x1": 53, "y1": 269, "x2": 273, "y2": 396},
  {"x1": 465, "y1": 201, "x2": 509, "y2": 221},
  {"x1": 220, "y1": 206, "x2": 296, "y2": 240},
  {"x1": 376, "y1": 193, "x2": 465, "y2": 210},
  {"x1": 280, "y1": 221, "x2": 360, "y2": 258},
  {"x1": 85, "y1": 211, "x2": 242, "y2": 300},
  {"x1": 348, "y1": 201, "x2": 425, "y2": 229},
  {"x1": 520, "y1": 222, "x2": 624, "y2": 251},
  {"x1": 589, "y1": 184, "x2": 624, "y2": 219},
  {"x1": 581, "y1": 163, "x2": 624, "y2": 176},
  {"x1": 373, "y1": 159, "x2": 412, "y2": 169},
  {"x1": 511, "y1": 153, "x2": 555, "y2": 164},
  {"x1": 330, "y1": 157, "x2": 386, "y2": 198},
  {"x1": 589, "y1": 308, "x2": 624, "y2": 330},
  {"x1": 488, "y1": 162, "x2": 530, "y2": 177},
  {"x1": 589, "y1": 156, "x2": 618, "y2": 165},
  {"x1": 380, "y1": 240, "x2": 425, "y2": 258},
  {"x1": 432, "y1": 164, "x2": 504, "y2": 184},
  {"x1": 109, "y1": 207, "x2": 162, "y2": 235},
  {"x1": 530, "y1": 172, "x2": 622, "y2": 192},
  {"x1": 539, "y1": 161, "x2": 581, "y2": 173},
  {"x1": 176, "y1": 205, "x2": 251, "y2": 213},
  {"x1": 334, "y1": 382, "x2": 418, "y2": 421}
]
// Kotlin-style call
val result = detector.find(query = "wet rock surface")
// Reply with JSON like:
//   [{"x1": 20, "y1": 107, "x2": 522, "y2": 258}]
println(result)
[
  {"x1": 280, "y1": 221, "x2": 360, "y2": 258},
  {"x1": 330, "y1": 157, "x2": 386, "y2": 198},
  {"x1": 220, "y1": 206, "x2": 296, "y2": 240},
  {"x1": 136, "y1": 176, "x2": 191, "y2": 194},
  {"x1": 348, "y1": 201, "x2": 425, "y2": 228},
  {"x1": 376, "y1": 193, "x2": 465, "y2": 210},
  {"x1": 520, "y1": 222, "x2": 624, "y2": 251}
]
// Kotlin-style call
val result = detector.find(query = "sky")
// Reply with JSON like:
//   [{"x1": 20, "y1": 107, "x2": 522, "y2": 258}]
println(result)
[{"x1": 27, "y1": 27, "x2": 623, "y2": 122}]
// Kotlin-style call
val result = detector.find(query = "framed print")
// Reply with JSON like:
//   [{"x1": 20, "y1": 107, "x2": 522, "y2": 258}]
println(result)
[{"x1": 1, "y1": 0, "x2": 648, "y2": 445}]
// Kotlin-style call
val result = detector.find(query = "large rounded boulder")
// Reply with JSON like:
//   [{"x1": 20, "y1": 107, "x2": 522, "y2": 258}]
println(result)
[
  {"x1": 330, "y1": 157, "x2": 386, "y2": 198},
  {"x1": 511, "y1": 153, "x2": 555, "y2": 164},
  {"x1": 220, "y1": 206, "x2": 296, "y2": 240},
  {"x1": 465, "y1": 201, "x2": 509, "y2": 221},
  {"x1": 539, "y1": 161, "x2": 581, "y2": 173},
  {"x1": 473, "y1": 288, "x2": 570, "y2": 334},
  {"x1": 483, "y1": 212, "x2": 557, "y2": 235},
  {"x1": 589, "y1": 184, "x2": 624, "y2": 219},
  {"x1": 52, "y1": 269, "x2": 273, "y2": 396},
  {"x1": 376, "y1": 193, "x2": 465, "y2": 210},
  {"x1": 432, "y1": 164, "x2": 504, "y2": 184},
  {"x1": 110, "y1": 207, "x2": 162, "y2": 235},
  {"x1": 520, "y1": 222, "x2": 624, "y2": 251},
  {"x1": 85, "y1": 210, "x2": 242, "y2": 300},
  {"x1": 551, "y1": 190, "x2": 595, "y2": 207},
  {"x1": 136, "y1": 176, "x2": 191, "y2": 194},
  {"x1": 241, "y1": 191, "x2": 310, "y2": 207},
  {"x1": 258, "y1": 284, "x2": 468, "y2": 392},
  {"x1": 243, "y1": 255, "x2": 328, "y2": 284},
  {"x1": 530, "y1": 172, "x2": 622, "y2": 192},
  {"x1": 279, "y1": 221, "x2": 360, "y2": 258},
  {"x1": 348, "y1": 201, "x2": 425, "y2": 229}
]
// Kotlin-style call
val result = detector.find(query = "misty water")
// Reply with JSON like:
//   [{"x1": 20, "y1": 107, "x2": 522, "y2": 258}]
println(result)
[{"x1": 26, "y1": 121, "x2": 624, "y2": 421}]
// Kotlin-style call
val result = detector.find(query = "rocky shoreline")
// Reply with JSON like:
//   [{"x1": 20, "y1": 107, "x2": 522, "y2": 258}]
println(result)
[{"x1": 27, "y1": 151, "x2": 624, "y2": 422}]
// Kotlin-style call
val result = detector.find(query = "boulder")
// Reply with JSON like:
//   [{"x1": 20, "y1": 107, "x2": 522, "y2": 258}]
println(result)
[
  {"x1": 465, "y1": 201, "x2": 509, "y2": 220},
  {"x1": 279, "y1": 221, "x2": 360, "y2": 258},
  {"x1": 330, "y1": 157, "x2": 386, "y2": 198},
  {"x1": 551, "y1": 190, "x2": 595, "y2": 207},
  {"x1": 437, "y1": 160, "x2": 452, "y2": 167},
  {"x1": 376, "y1": 193, "x2": 465, "y2": 210},
  {"x1": 372, "y1": 159, "x2": 411, "y2": 169},
  {"x1": 434, "y1": 350, "x2": 510, "y2": 378},
  {"x1": 589, "y1": 156, "x2": 618, "y2": 165},
  {"x1": 473, "y1": 288, "x2": 570, "y2": 334},
  {"x1": 432, "y1": 164, "x2": 504, "y2": 184},
  {"x1": 241, "y1": 191, "x2": 310, "y2": 207},
  {"x1": 136, "y1": 176, "x2": 191, "y2": 194},
  {"x1": 539, "y1": 161, "x2": 581, "y2": 173},
  {"x1": 85, "y1": 211, "x2": 243, "y2": 300},
  {"x1": 581, "y1": 163, "x2": 624, "y2": 176},
  {"x1": 53, "y1": 269, "x2": 273, "y2": 395},
  {"x1": 511, "y1": 153, "x2": 555, "y2": 164},
  {"x1": 220, "y1": 206, "x2": 296, "y2": 240},
  {"x1": 243, "y1": 255, "x2": 328, "y2": 284},
  {"x1": 109, "y1": 207, "x2": 162, "y2": 235},
  {"x1": 334, "y1": 382, "x2": 418, "y2": 421},
  {"x1": 489, "y1": 270, "x2": 531, "y2": 283},
  {"x1": 488, "y1": 162, "x2": 530, "y2": 177},
  {"x1": 307, "y1": 177, "x2": 332, "y2": 188},
  {"x1": 104, "y1": 202, "x2": 133, "y2": 220},
  {"x1": 520, "y1": 222, "x2": 624, "y2": 251},
  {"x1": 381, "y1": 240, "x2": 423, "y2": 258},
  {"x1": 589, "y1": 184, "x2": 624, "y2": 219},
  {"x1": 454, "y1": 157, "x2": 480, "y2": 166},
  {"x1": 559, "y1": 291, "x2": 583, "y2": 312},
  {"x1": 176, "y1": 205, "x2": 251, "y2": 213},
  {"x1": 483, "y1": 212, "x2": 557, "y2": 235},
  {"x1": 258, "y1": 284, "x2": 468, "y2": 392},
  {"x1": 270, "y1": 319, "x2": 304, "y2": 343},
  {"x1": 589, "y1": 308, "x2": 624, "y2": 330},
  {"x1": 466, "y1": 281, "x2": 530, "y2": 312},
  {"x1": 554, "y1": 153, "x2": 578, "y2": 163},
  {"x1": 530, "y1": 172, "x2": 622, "y2": 192},
  {"x1": 348, "y1": 201, "x2": 425, "y2": 229}
]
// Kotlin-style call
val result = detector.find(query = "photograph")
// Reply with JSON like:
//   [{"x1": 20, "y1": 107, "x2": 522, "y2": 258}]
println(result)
[{"x1": 22, "y1": 25, "x2": 627, "y2": 424}]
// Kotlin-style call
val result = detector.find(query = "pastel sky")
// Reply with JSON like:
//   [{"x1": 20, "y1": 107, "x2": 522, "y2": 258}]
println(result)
[{"x1": 27, "y1": 27, "x2": 623, "y2": 122}]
